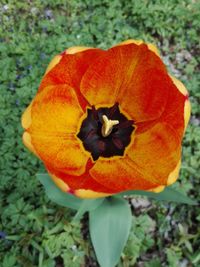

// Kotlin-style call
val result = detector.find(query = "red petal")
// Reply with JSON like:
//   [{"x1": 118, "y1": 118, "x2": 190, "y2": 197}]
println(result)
[{"x1": 81, "y1": 43, "x2": 170, "y2": 122}]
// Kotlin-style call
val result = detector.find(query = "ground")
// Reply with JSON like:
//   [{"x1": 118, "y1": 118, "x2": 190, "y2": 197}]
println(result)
[{"x1": 0, "y1": 0, "x2": 200, "y2": 266}]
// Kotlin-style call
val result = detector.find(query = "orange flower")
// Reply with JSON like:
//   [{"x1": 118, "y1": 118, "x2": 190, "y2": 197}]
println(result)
[{"x1": 22, "y1": 40, "x2": 191, "y2": 199}]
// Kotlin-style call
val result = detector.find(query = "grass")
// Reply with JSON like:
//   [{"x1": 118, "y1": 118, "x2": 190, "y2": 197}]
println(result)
[{"x1": 0, "y1": 0, "x2": 200, "y2": 266}]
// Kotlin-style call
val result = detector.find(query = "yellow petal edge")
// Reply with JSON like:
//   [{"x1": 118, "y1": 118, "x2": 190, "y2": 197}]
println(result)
[
  {"x1": 44, "y1": 46, "x2": 94, "y2": 75},
  {"x1": 149, "y1": 185, "x2": 165, "y2": 193},
  {"x1": 49, "y1": 173, "x2": 70, "y2": 192},
  {"x1": 45, "y1": 55, "x2": 62, "y2": 75},
  {"x1": 66, "y1": 46, "x2": 92, "y2": 54},
  {"x1": 22, "y1": 132, "x2": 38, "y2": 156},
  {"x1": 75, "y1": 189, "x2": 112, "y2": 199},
  {"x1": 167, "y1": 160, "x2": 181, "y2": 185},
  {"x1": 170, "y1": 76, "x2": 191, "y2": 131},
  {"x1": 170, "y1": 76, "x2": 188, "y2": 96},
  {"x1": 115, "y1": 39, "x2": 160, "y2": 57},
  {"x1": 21, "y1": 101, "x2": 33, "y2": 129},
  {"x1": 149, "y1": 159, "x2": 181, "y2": 193},
  {"x1": 184, "y1": 99, "x2": 191, "y2": 132}
]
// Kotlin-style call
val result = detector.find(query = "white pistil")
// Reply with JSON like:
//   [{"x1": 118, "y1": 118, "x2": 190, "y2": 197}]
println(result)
[{"x1": 101, "y1": 115, "x2": 119, "y2": 137}]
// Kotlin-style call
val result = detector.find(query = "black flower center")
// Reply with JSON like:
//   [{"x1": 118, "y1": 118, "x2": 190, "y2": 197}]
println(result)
[{"x1": 77, "y1": 103, "x2": 134, "y2": 161}]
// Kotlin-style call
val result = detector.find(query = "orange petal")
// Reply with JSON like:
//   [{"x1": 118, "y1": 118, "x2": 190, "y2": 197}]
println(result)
[
  {"x1": 29, "y1": 84, "x2": 89, "y2": 176},
  {"x1": 90, "y1": 121, "x2": 182, "y2": 193},
  {"x1": 45, "y1": 55, "x2": 62, "y2": 75},
  {"x1": 44, "y1": 46, "x2": 93, "y2": 77},
  {"x1": 46, "y1": 160, "x2": 115, "y2": 194},
  {"x1": 31, "y1": 84, "x2": 84, "y2": 134},
  {"x1": 167, "y1": 76, "x2": 190, "y2": 133},
  {"x1": 90, "y1": 156, "x2": 158, "y2": 192},
  {"x1": 48, "y1": 169, "x2": 110, "y2": 199},
  {"x1": 167, "y1": 160, "x2": 181, "y2": 185},
  {"x1": 115, "y1": 39, "x2": 160, "y2": 57},
  {"x1": 159, "y1": 77, "x2": 187, "y2": 140},
  {"x1": 81, "y1": 43, "x2": 170, "y2": 123},
  {"x1": 39, "y1": 48, "x2": 105, "y2": 99},
  {"x1": 74, "y1": 189, "x2": 111, "y2": 199},
  {"x1": 127, "y1": 122, "x2": 181, "y2": 186},
  {"x1": 170, "y1": 76, "x2": 188, "y2": 96},
  {"x1": 135, "y1": 75, "x2": 187, "y2": 136}
]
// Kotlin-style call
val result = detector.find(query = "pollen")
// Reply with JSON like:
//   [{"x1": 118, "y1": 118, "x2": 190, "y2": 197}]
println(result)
[{"x1": 101, "y1": 115, "x2": 119, "y2": 137}]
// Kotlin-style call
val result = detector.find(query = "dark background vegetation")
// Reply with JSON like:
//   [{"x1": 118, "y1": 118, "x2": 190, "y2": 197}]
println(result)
[{"x1": 0, "y1": 0, "x2": 200, "y2": 266}]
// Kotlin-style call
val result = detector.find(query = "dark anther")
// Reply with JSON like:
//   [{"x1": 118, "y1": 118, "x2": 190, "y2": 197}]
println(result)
[
  {"x1": 112, "y1": 137, "x2": 123, "y2": 150},
  {"x1": 109, "y1": 102, "x2": 119, "y2": 118},
  {"x1": 85, "y1": 129, "x2": 97, "y2": 140},
  {"x1": 98, "y1": 140, "x2": 106, "y2": 152},
  {"x1": 117, "y1": 120, "x2": 134, "y2": 129},
  {"x1": 92, "y1": 105, "x2": 98, "y2": 120},
  {"x1": 77, "y1": 103, "x2": 134, "y2": 161}
]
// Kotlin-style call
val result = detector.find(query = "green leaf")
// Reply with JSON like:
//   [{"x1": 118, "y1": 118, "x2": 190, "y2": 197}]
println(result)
[
  {"x1": 73, "y1": 198, "x2": 105, "y2": 221},
  {"x1": 89, "y1": 197, "x2": 132, "y2": 267},
  {"x1": 37, "y1": 173, "x2": 82, "y2": 210},
  {"x1": 119, "y1": 186, "x2": 197, "y2": 205}
]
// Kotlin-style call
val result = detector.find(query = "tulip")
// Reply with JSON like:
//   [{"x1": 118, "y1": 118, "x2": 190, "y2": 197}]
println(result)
[{"x1": 22, "y1": 40, "x2": 191, "y2": 198}]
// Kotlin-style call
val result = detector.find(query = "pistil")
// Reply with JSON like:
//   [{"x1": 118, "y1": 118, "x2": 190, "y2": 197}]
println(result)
[{"x1": 101, "y1": 115, "x2": 119, "y2": 137}]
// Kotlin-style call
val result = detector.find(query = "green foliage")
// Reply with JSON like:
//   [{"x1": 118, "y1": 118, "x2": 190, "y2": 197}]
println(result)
[
  {"x1": 119, "y1": 186, "x2": 197, "y2": 205},
  {"x1": 89, "y1": 197, "x2": 132, "y2": 267},
  {"x1": 0, "y1": 0, "x2": 199, "y2": 266},
  {"x1": 120, "y1": 214, "x2": 155, "y2": 266}
]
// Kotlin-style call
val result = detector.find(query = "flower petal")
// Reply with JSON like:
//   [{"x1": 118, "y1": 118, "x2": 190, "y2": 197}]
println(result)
[
  {"x1": 30, "y1": 84, "x2": 84, "y2": 134},
  {"x1": 89, "y1": 156, "x2": 158, "y2": 192},
  {"x1": 167, "y1": 76, "x2": 190, "y2": 133},
  {"x1": 49, "y1": 172, "x2": 70, "y2": 192},
  {"x1": 167, "y1": 160, "x2": 181, "y2": 185},
  {"x1": 81, "y1": 43, "x2": 170, "y2": 123},
  {"x1": 46, "y1": 160, "x2": 115, "y2": 194},
  {"x1": 48, "y1": 170, "x2": 111, "y2": 199},
  {"x1": 28, "y1": 84, "x2": 89, "y2": 176},
  {"x1": 66, "y1": 46, "x2": 93, "y2": 54},
  {"x1": 39, "y1": 48, "x2": 105, "y2": 97},
  {"x1": 22, "y1": 132, "x2": 38, "y2": 156},
  {"x1": 184, "y1": 99, "x2": 191, "y2": 132},
  {"x1": 21, "y1": 101, "x2": 33, "y2": 129},
  {"x1": 127, "y1": 122, "x2": 182, "y2": 185},
  {"x1": 45, "y1": 55, "x2": 62, "y2": 75},
  {"x1": 158, "y1": 77, "x2": 187, "y2": 139},
  {"x1": 74, "y1": 189, "x2": 111, "y2": 199},
  {"x1": 114, "y1": 39, "x2": 160, "y2": 57},
  {"x1": 90, "y1": 122, "x2": 181, "y2": 192},
  {"x1": 170, "y1": 76, "x2": 188, "y2": 96},
  {"x1": 149, "y1": 185, "x2": 165, "y2": 193}
]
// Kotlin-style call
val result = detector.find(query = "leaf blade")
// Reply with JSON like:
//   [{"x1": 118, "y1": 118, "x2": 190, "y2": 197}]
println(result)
[
  {"x1": 89, "y1": 197, "x2": 132, "y2": 267},
  {"x1": 37, "y1": 173, "x2": 82, "y2": 210},
  {"x1": 73, "y1": 198, "x2": 105, "y2": 221},
  {"x1": 119, "y1": 186, "x2": 197, "y2": 205}
]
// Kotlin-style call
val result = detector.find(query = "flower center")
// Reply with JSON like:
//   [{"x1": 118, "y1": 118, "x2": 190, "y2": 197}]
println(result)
[{"x1": 77, "y1": 103, "x2": 134, "y2": 161}]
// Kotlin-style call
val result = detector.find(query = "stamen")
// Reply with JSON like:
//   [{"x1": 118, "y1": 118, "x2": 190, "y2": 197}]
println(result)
[{"x1": 101, "y1": 115, "x2": 119, "y2": 137}]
